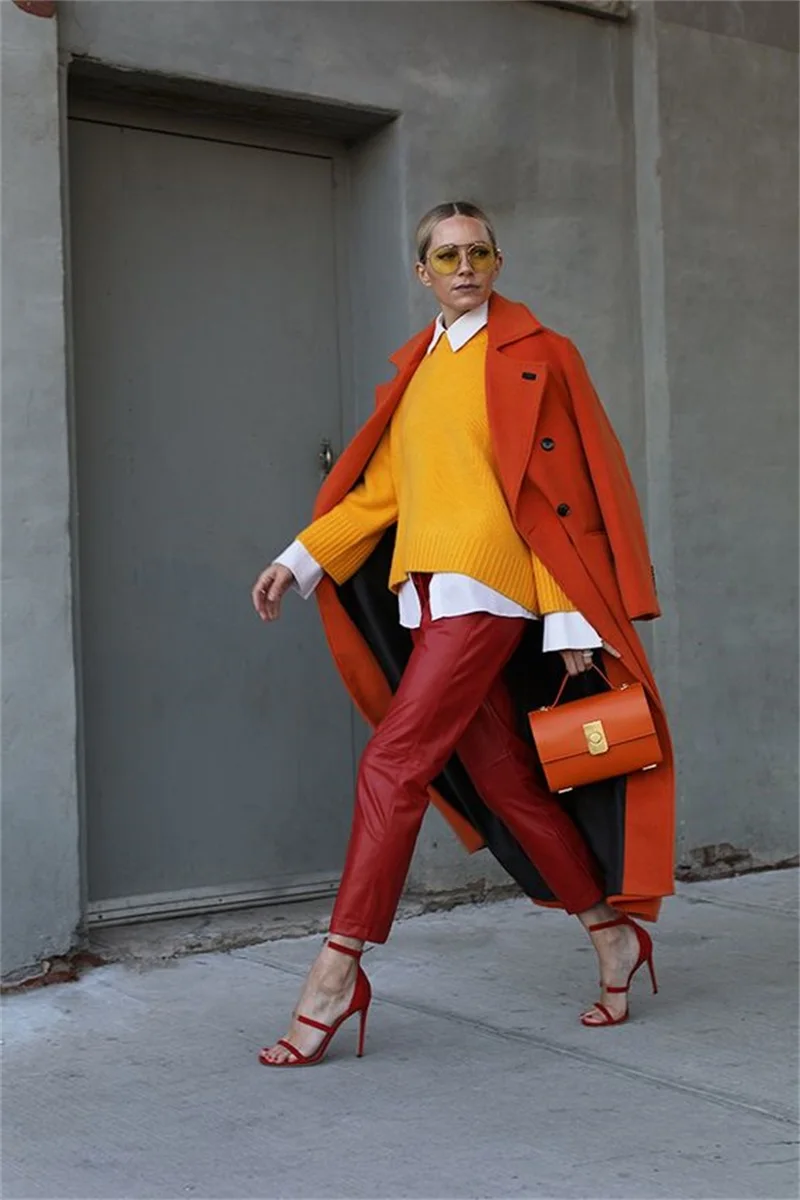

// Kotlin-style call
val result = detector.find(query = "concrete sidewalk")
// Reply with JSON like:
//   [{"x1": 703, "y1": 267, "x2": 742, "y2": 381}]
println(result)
[{"x1": 2, "y1": 871, "x2": 798, "y2": 1200}]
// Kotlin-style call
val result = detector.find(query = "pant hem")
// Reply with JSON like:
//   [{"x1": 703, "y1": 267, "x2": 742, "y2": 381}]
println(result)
[
  {"x1": 329, "y1": 923, "x2": 389, "y2": 945},
  {"x1": 563, "y1": 887, "x2": 606, "y2": 916}
]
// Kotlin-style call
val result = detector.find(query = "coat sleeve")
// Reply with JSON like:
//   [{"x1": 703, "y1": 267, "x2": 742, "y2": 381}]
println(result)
[{"x1": 560, "y1": 338, "x2": 661, "y2": 621}]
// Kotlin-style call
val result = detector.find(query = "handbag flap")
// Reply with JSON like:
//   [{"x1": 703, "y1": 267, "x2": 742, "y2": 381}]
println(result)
[{"x1": 530, "y1": 683, "x2": 657, "y2": 766}]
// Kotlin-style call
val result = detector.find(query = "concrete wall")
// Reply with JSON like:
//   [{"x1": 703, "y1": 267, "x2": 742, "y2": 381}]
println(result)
[
  {"x1": 1, "y1": 0, "x2": 796, "y2": 974},
  {"x1": 1, "y1": 0, "x2": 81, "y2": 977},
  {"x1": 648, "y1": 1, "x2": 799, "y2": 871}
]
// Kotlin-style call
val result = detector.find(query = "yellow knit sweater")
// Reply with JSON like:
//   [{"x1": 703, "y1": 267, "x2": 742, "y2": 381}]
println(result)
[{"x1": 298, "y1": 329, "x2": 575, "y2": 614}]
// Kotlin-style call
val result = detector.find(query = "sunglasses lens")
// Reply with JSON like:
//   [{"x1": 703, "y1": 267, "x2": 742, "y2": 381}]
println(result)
[
  {"x1": 429, "y1": 247, "x2": 460, "y2": 275},
  {"x1": 468, "y1": 244, "x2": 496, "y2": 272},
  {"x1": 428, "y1": 243, "x2": 496, "y2": 276}
]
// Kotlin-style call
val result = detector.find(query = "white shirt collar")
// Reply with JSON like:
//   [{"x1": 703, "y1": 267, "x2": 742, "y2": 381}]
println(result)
[{"x1": 426, "y1": 300, "x2": 489, "y2": 355}]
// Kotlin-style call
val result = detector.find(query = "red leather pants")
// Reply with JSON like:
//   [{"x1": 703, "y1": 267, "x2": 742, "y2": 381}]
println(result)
[{"x1": 330, "y1": 578, "x2": 604, "y2": 943}]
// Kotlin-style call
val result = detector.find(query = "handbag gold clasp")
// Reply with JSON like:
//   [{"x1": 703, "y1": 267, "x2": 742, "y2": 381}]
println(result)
[{"x1": 583, "y1": 720, "x2": 608, "y2": 755}]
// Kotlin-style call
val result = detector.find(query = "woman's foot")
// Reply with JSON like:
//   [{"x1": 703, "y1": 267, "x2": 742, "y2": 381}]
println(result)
[
  {"x1": 260, "y1": 936, "x2": 363, "y2": 1065},
  {"x1": 579, "y1": 906, "x2": 643, "y2": 1025}
]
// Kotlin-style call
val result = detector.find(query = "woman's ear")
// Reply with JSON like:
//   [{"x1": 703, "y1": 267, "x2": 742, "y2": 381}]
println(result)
[{"x1": 415, "y1": 261, "x2": 433, "y2": 289}]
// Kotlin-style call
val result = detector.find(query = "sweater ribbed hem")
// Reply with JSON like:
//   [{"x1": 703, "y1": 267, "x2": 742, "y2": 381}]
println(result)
[
  {"x1": 389, "y1": 532, "x2": 538, "y2": 613},
  {"x1": 300, "y1": 513, "x2": 577, "y2": 613},
  {"x1": 533, "y1": 555, "x2": 576, "y2": 613}
]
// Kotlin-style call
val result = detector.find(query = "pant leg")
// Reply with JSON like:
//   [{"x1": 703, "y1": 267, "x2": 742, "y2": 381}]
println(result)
[
  {"x1": 330, "y1": 595, "x2": 526, "y2": 944},
  {"x1": 456, "y1": 672, "x2": 605, "y2": 914}
]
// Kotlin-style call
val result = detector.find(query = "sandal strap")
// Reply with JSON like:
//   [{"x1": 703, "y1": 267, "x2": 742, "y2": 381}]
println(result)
[
  {"x1": 587, "y1": 916, "x2": 629, "y2": 933},
  {"x1": 276, "y1": 1038, "x2": 305, "y2": 1061},
  {"x1": 605, "y1": 984, "x2": 631, "y2": 994},
  {"x1": 588, "y1": 1002, "x2": 618, "y2": 1025},
  {"x1": 326, "y1": 940, "x2": 363, "y2": 960},
  {"x1": 296, "y1": 1014, "x2": 333, "y2": 1034}
]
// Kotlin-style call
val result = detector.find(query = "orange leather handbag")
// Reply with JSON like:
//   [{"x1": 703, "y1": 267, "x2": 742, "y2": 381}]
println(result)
[{"x1": 528, "y1": 665, "x2": 662, "y2": 794}]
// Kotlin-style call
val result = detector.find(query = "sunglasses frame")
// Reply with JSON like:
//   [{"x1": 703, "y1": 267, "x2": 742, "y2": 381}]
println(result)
[{"x1": 425, "y1": 241, "x2": 500, "y2": 276}]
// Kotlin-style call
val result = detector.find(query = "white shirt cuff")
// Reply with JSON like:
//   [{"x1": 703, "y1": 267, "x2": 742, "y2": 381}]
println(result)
[
  {"x1": 273, "y1": 540, "x2": 324, "y2": 600},
  {"x1": 542, "y1": 611, "x2": 603, "y2": 653}
]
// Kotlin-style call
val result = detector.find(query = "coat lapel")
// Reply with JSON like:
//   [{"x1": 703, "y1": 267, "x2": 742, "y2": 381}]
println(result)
[{"x1": 485, "y1": 294, "x2": 547, "y2": 517}]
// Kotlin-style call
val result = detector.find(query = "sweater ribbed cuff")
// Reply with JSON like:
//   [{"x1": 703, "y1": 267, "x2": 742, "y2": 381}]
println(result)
[{"x1": 298, "y1": 510, "x2": 382, "y2": 585}]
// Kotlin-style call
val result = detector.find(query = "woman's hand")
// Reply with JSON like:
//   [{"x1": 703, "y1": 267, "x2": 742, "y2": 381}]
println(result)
[
  {"x1": 560, "y1": 642, "x2": 621, "y2": 677},
  {"x1": 252, "y1": 563, "x2": 295, "y2": 622}
]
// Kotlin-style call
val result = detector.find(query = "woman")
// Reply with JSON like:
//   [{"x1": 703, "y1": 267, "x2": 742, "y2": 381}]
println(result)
[{"x1": 251, "y1": 201, "x2": 674, "y2": 1067}]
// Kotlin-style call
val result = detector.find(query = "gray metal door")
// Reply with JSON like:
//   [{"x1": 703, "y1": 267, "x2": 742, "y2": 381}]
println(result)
[{"x1": 68, "y1": 110, "x2": 356, "y2": 923}]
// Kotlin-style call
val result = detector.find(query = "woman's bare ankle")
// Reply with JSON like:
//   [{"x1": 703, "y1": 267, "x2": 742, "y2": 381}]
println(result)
[
  {"x1": 576, "y1": 901, "x2": 618, "y2": 933},
  {"x1": 328, "y1": 933, "x2": 364, "y2": 947},
  {"x1": 312, "y1": 935, "x2": 364, "y2": 991}
]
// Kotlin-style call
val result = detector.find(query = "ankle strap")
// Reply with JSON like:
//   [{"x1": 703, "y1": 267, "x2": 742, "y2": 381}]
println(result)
[
  {"x1": 587, "y1": 916, "x2": 629, "y2": 933},
  {"x1": 326, "y1": 939, "x2": 363, "y2": 960}
]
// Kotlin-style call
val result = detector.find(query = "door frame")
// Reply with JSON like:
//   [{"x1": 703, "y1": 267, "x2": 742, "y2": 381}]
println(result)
[{"x1": 63, "y1": 95, "x2": 359, "y2": 926}]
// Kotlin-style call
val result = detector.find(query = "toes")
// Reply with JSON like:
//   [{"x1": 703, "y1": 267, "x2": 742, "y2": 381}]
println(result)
[{"x1": 580, "y1": 1001, "x2": 627, "y2": 1026}]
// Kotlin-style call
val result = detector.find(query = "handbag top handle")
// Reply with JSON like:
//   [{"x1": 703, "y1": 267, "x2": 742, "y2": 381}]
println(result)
[{"x1": 550, "y1": 661, "x2": 614, "y2": 709}]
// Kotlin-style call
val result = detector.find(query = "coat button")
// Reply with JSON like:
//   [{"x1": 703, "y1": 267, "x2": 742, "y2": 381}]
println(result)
[
  {"x1": 557, "y1": 502, "x2": 571, "y2": 517},
  {"x1": 541, "y1": 437, "x2": 555, "y2": 451},
  {"x1": 521, "y1": 371, "x2": 537, "y2": 381}
]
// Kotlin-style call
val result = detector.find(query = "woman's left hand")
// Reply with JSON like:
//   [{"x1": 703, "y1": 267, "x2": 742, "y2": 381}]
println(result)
[{"x1": 560, "y1": 642, "x2": 621, "y2": 677}]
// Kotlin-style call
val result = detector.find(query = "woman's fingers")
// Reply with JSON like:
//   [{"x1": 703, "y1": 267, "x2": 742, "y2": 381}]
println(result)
[
  {"x1": 266, "y1": 571, "x2": 288, "y2": 602},
  {"x1": 561, "y1": 649, "x2": 584, "y2": 676},
  {"x1": 560, "y1": 648, "x2": 597, "y2": 675},
  {"x1": 252, "y1": 564, "x2": 294, "y2": 622},
  {"x1": 265, "y1": 576, "x2": 286, "y2": 620},
  {"x1": 561, "y1": 641, "x2": 622, "y2": 679},
  {"x1": 252, "y1": 566, "x2": 278, "y2": 620}
]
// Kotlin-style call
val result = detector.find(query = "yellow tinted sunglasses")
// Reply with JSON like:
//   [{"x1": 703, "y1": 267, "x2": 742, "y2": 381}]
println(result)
[{"x1": 426, "y1": 241, "x2": 498, "y2": 276}]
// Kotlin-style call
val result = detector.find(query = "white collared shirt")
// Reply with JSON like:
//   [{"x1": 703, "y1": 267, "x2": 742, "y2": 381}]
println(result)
[
  {"x1": 426, "y1": 300, "x2": 489, "y2": 354},
  {"x1": 274, "y1": 303, "x2": 601, "y2": 652}
]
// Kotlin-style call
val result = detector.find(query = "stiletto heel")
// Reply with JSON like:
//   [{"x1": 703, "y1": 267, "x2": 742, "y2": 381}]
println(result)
[
  {"x1": 357, "y1": 1006, "x2": 368, "y2": 1058},
  {"x1": 646, "y1": 953, "x2": 658, "y2": 995},
  {"x1": 258, "y1": 940, "x2": 372, "y2": 1067},
  {"x1": 581, "y1": 915, "x2": 658, "y2": 1028}
]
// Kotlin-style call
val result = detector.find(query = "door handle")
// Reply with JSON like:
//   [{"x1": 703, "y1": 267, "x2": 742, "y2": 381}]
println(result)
[{"x1": 319, "y1": 438, "x2": 335, "y2": 477}]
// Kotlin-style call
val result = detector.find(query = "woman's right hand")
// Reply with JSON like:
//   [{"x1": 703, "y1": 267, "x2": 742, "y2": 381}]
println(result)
[{"x1": 252, "y1": 563, "x2": 295, "y2": 622}]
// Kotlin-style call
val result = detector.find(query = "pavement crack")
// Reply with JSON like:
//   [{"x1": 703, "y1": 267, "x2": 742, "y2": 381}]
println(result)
[{"x1": 240, "y1": 952, "x2": 798, "y2": 1129}]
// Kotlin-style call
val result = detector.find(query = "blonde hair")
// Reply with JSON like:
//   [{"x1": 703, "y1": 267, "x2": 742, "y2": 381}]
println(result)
[{"x1": 415, "y1": 201, "x2": 498, "y2": 263}]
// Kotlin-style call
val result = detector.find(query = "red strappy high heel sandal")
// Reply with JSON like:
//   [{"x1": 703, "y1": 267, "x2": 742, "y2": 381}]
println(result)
[
  {"x1": 258, "y1": 940, "x2": 372, "y2": 1067},
  {"x1": 581, "y1": 915, "x2": 658, "y2": 1028}
]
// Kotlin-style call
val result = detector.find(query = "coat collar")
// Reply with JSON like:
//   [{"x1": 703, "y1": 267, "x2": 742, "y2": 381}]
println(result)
[
  {"x1": 486, "y1": 292, "x2": 544, "y2": 348},
  {"x1": 388, "y1": 292, "x2": 544, "y2": 369}
]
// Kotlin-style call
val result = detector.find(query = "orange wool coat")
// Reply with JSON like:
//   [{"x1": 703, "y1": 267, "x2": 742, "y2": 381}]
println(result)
[{"x1": 311, "y1": 293, "x2": 675, "y2": 920}]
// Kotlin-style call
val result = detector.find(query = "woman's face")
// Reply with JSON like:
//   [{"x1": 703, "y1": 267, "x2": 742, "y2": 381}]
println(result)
[{"x1": 415, "y1": 215, "x2": 502, "y2": 324}]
